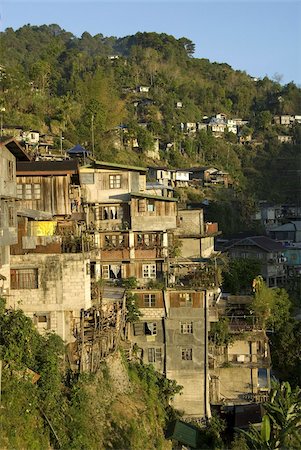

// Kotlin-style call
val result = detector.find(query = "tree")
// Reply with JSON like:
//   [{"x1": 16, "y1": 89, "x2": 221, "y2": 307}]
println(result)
[
  {"x1": 222, "y1": 258, "x2": 261, "y2": 294},
  {"x1": 251, "y1": 277, "x2": 291, "y2": 331},
  {"x1": 240, "y1": 382, "x2": 301, "y2": 449}
]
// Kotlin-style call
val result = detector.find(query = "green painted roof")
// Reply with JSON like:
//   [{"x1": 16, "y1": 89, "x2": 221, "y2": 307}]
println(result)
[
  {"x1": 92, "y1": 160, "x2": 148, "y2": 172},
  {"x1": 131, "y1": 192, "x2": 178, "y2": 202},
  {"x1": 166, "y1": 420, "x2": 201, "y2": 448}
]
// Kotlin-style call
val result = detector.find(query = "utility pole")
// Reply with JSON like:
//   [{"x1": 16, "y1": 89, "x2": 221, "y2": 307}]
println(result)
[
  {"x1": 91, "y1": 114, "x2": 95, "y2": 157},
  {"x1": 0, "y1": 107, "x2": 5, "y2": 137},
  {"x1": 60, "y1": 131, "x2": 64, "y2": 155}
]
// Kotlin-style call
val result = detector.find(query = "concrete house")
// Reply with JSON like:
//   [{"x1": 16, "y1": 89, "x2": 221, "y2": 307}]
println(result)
[
  {"x1": 9, "y1": 253, "x2": 91, "y2": 343},
  {"x1": 148, "y1": 166, "x2": 173, "y2": 187},
  {"x1": 171, "y1": 169, "x2": 192, "y2": 188},
  {"x1": 128, "y1": 205, "x2": 221, "y2": 416},
  {"x1": 224, "y1": 236, "x2": 286, "y2": 287},
  {"x1": 209, "y1": 295, "x2": 271, "y2": 405},
  {"x1": 8, "y1": 159, "x2": 92, "y2": 343}
]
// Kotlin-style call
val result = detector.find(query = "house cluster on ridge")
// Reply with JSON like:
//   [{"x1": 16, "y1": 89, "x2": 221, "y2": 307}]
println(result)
[{"x1": 0, "y1": 137, "x2": 276, "y2": 419}]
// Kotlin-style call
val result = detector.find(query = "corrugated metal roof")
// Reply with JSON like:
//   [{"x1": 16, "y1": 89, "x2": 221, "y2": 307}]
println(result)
[
  {"x1": 91, "y1": 160, "x2": 148, "y2": 172},
  {"x1": 17, "y1": 208, "x2": 53, "y2": 220},
  {"x1": 0, "y1": 138, "x2": 31, "y2": 161},
  {"x1": 166, "y1": 420, "x2": 201, "y2": 448},
  {"x1": 270, "y1": 221, "x2": 301, "y2": 232},
  {"x1": 130, "y1": 192, "x2": 178, "y2": 202},
  {"x1": 226, "y1": 236, "x2": 284, "y2": 252},
  {"x1": 16, "y1": 160, "x2": 79, "y2": 175}
]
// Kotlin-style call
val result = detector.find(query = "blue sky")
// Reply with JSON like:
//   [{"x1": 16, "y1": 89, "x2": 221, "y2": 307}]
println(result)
[{"x1": 1, "y1": 1, "x2": 301, "y2": 85}]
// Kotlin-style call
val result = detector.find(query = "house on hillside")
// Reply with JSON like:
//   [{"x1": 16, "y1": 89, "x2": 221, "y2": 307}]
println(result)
[
  {"x1": 277, "y1": 135, "x2": 292, "y2": 144},
  {"x1": 208, "y1": 118, "x2": 227, "y2": 135},
  {"x1": 136, "y1": 85, "x2": 150, "y2": 93},
  {"x1": 224, "y1": 236, "x2": 286, "y2": 287},
  {"x1": 190, "y1": 167, "x2": 231, "y2": 188},
  {"x1": 16, "y1": 160, "x2": 81, "y2": 217},
  {"x1": 269, "y1": 221, "x2": 301, "y2": 244},
  {"x1": 148, "y1": 166, "x2": 173, "y2": 187},
  {"x1": 209, "y1": 295, "x2": 271, "y2": 405},
  {"x1": 171, "y1": 168, "x2": 191, "y2": 187}
]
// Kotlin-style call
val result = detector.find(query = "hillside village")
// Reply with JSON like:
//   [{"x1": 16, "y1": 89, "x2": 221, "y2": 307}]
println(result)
[
  {"x1": 1, "y1": 130, "x2": 301, "y2": 425},
  {"x1": 1, "y1": 26, "x2": 301, "y2": 448}
]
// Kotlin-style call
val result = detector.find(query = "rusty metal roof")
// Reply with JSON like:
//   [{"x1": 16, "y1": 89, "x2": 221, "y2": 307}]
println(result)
[
  {"x1": 0, "y1": 138, "x2": 31, "y2": 161},
  {"x1": 16, "y1": 160, "x2": 79, "y2": 175}
]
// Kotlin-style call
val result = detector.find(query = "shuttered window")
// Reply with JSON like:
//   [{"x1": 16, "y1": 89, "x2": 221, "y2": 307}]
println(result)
[{"x1": 11, "y1": 268, "x2": 38, "y2": 289}]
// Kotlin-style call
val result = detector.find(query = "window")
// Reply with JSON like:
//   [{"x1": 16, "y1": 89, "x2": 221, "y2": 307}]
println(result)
[
  {"x1": 179, "y1": 292, "x2": 192, "y2": 306},
  {"x1": 17, "y1": 183, "x2": 41, "y2": 200},
  {"x1": 181, "y1": 348, "x2": 192, "y2": 361},
  {"x1": 80, "y1": 173, "x2": 95, "y2": 184},
  {"x1": 35, "y1": 313, "x2": 50, "y2": 330},
  {"x1": 138, "y1": 199, "x2": 146, "y2": 212},
  {"x1": 104, "y1": 234, "x2": 124, "y2": 248},
  {"x1": 17, "y1": 184, "x2": 23, "y2": 199},
  {"x1": 8, "y1": 204, "x2": 15, "y2": 227},
  {"x1": 102, "y1": 265, "x2": 109, "y2": 279},
  {"x1": 148, "y1": 348, "x2": 162, "y2": 363},
  {"x1": 137, "y1": 233, "x2": 159, "y2": 247},
  {"x1": 145, "y1": 322, "x2": 157, "y2": 335},
  {"x1": 147, "y1": 200, "x2": 155, "y2": 212},
  {"x1": 142, "y1": 264, "x2": 156, "y2": 279},
  {"x1": 8, "y1": 160, "x2": 14, "y2": 181},
  {"x1": 180, "y1": 322, "x2": 193, "y2": 334},
  {"x1": 102, "y1": 264, "x2": 122, "y2": 279},
  {"x1": 102, "y1": 206, "x2": 122, "y2": 220},
  {"x1": 11, "y1": 268, "x2": 38, "y2": 289},
  {"x1": 133, "y1": 322, "x2": 144, "y2": 336},
  {"x1": 109, "y1": 174, "x2": 121, "y2": 189},
  {"x1": 144, "y1": 293, "x2": 156, "y2": 307},
  {"x1": 25, "y1": 184, "x2": 32, "y2": 199}
]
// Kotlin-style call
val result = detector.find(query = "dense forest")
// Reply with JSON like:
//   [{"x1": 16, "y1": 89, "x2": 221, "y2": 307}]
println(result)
[{"x1": 0, "y1": 24, "x2": 301, "y2": 230}]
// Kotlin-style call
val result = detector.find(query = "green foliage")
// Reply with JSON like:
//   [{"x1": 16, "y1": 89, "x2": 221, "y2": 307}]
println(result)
[
  {"x1": 251, "y1": 279, "x2": 291, "y2": 331},
  {"x1": 269, "y1": 318, "x2": 301, "y2": 387},
  {"x1": 0, "y1": 298, "x2": 176, "y2": 449},
  {"x1": 2, "y1": 25, "x2": 301, "y2": 212},
  {"x1": 209, "y1": 317, "x2": 234, "y2": 346},
  {"x1": 125, "y1": 292, "x2": 142, "y2": 323},
  {"x1": 121, "y1": 276, "x2": 138, "y2": 289},
  {"x1": 239, "y1": 382, "x2": 301, "y2": 449},
  {"x1": 222, "y1": 258, "x2": 261, "y2": 294}
]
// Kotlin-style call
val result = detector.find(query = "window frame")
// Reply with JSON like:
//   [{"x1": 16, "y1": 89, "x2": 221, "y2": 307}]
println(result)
[
  {"x1": 180, "y1": 321, "x2": 193, "y2": 334},
  {"x1": 144, "y1": 293, "x2": 156, "y2": 307},
  {"x1": 10, "y1": 268, "x2": 39, "y2": 290},
  {"x1": 148, "y1": 347, "x2": 162, "y2": 363},
  {"x1": 142, "y1": 264, "x2": 156, "y2": 279},
  {"x1": 145, "y1": 322, "x2": 157, "y2": 336},
  {"x1": 181, "y1": 348, "x2": 193, "y2": 361},
  {"x1": 179, "y1": 292, "x2": 192, "y2": 306},
  {"x1": 109, "y1": 174, "x2": 122, "y2": 189}
]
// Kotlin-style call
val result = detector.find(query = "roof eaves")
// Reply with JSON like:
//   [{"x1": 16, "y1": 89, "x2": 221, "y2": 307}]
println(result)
[
  {"x1": 93, "y1": 160, "x2": 148, "y2": 172},
  {"x1": 130, "y1": 192, "x2": 178, "y2": 202}
]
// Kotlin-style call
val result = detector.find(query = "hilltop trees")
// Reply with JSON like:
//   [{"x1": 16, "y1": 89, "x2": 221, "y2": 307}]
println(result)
[{"x1": 0, "y1": 25, "x2": 300, "y2": 203}]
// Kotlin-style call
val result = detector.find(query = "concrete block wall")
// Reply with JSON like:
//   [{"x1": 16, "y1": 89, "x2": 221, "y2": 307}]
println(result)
[{"x1": 9, "y1": 253, "x2": 91, "y2": 343}]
